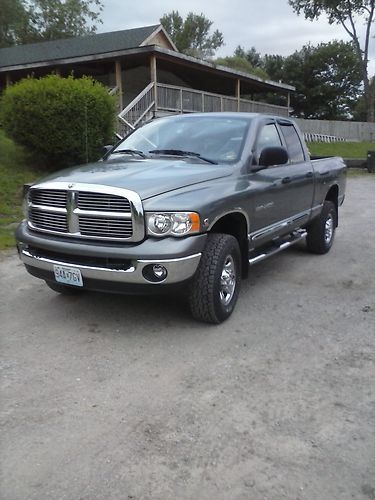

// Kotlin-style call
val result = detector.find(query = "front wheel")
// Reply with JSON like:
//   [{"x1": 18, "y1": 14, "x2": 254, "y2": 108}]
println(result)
[
  {"x1": 188, "y1": 233, "x2": 241, "y2": 324},
  {"x1": 306, "y1": 200, "x2": 337, "y2": 254}
]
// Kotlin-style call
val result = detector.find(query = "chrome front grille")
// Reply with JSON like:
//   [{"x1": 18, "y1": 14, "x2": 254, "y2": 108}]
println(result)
[{"x1": 27, "y1": 183, "x2": 144, "y2": 242}]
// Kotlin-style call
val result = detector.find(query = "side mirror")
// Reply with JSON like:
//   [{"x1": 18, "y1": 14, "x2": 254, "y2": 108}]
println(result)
[
  {"x1": 259, "y1": 146, "x2": 289, "y2": 167},
  {"x1": 102, "y1": 144, "x2": 114, "y2": 157}
]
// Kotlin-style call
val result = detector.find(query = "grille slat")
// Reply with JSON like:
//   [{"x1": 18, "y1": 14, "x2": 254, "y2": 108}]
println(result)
[
  {"x1": 28, "y1": 188, "x2": 134, "y2": 240},
  {"x1": 77, "y1": 192, "x2": 131, "y2": 213},
  {"x1": 30, "y1": 189, "x2": 67, "y2": 208},
  {"x1": 29, "y1": 208, "x2": 68, "y2": 233},
  {"x1": 79, "y1": 216, "x2": 132, "y2": 238}
]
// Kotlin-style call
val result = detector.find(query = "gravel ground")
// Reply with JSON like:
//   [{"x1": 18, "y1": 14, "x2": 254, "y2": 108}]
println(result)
[{"x1": 1, "y1": 175, "x2": 375, "y2": 500}]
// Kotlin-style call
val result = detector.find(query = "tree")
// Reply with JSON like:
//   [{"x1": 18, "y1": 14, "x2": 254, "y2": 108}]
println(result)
[
  {"x1": 234, "y1": 45, "x2": 263, "y2": 68},
  {"x1": 0, "y1": 0, "x2": 103, "y2": 46},
  {"x1": 288, "y1": 0, "x2": 375, "y2": 121},
  {"x1": 283, "y1": 41, "x2": 362, "y2": 119},
  {"x1": 160, "y1": 11, "x2": 224, "y2": 59},
  {"x1": 262, "y1": 54, "x2": 286, "y2": 82},
  {"x1": 0, "y1": 0, "x2": 32, "y2": 47},
  {"x1": 26, "y1": 0, "x2": 103, "y2": 42},
  {"x1": 214, "y1": 55, "x2": 269, "y2": 79},
  {"x1": 353, "y1": 76, "x2": 375, "y2": 120}
]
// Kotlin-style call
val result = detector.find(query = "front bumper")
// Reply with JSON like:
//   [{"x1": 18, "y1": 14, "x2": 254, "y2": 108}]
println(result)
[{"x1": 16, "y1": 222, "x2": 206, "y2": 288}]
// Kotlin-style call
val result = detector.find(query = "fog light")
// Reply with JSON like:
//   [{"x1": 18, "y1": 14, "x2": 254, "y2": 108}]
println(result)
[
  {"x1": 153, "y1": 265, "x2": 167, "y2": 279},
  {"x1": 142, "y1": 264, "x2": 168, "y2": 283}
]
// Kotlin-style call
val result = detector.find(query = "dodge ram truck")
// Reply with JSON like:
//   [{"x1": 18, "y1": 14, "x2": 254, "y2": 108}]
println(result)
[{"x1": 16, "y1": 113, "x2": 346, "y2": 323}]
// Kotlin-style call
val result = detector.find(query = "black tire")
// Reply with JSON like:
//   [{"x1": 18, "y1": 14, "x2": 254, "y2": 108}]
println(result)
[
  {"x1": 188, "y1": 233, "x2": 241, "y2": 324},
  {"x1": 306, "y1": 200, "x2": 337, "y2": 254},
  {"x1": 45, "y1": 281, "x2": 83, "y2": 295}
]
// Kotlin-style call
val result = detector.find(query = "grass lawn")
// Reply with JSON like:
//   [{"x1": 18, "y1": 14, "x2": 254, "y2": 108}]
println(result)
[
  {"x1": 0, "y1": 131, "x2": 42, "y2": 250},
  {"x1": 308, "y1": 141, "x2": 374, "y2": 159}
]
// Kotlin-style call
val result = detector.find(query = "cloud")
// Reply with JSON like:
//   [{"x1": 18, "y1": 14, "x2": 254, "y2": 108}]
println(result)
[{"x1": 99, "y1": 0, "x2": 375, "y2": 75}]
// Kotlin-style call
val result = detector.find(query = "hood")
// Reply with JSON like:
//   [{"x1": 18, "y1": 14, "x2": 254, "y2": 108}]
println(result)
[{"x1": 40, "y1": 157, "x2": 232, "y2": 199}]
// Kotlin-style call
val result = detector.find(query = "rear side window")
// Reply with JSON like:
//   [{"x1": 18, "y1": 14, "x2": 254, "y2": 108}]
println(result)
[{"x1": 279, "y1": 124, "x2": 305, "y2": 163}]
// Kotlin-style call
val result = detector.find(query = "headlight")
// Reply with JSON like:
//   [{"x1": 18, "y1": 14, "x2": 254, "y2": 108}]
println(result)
[{"x1": 146, "y1": 212, "x2": 200, "y2": 237}]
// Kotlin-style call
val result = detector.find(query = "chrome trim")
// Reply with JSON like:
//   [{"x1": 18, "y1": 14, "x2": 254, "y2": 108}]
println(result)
[
  {"x1": 27, "y1": 182, "x2": 145, "y2": 242},
  {"x1": 20, "y1": 248, "x2": 201, "y2": 285},
  {"x1": 324, "y1": 215, "x2": 334, "y2": 244},
  {"x1": 75, "y1": 209, "x2": 132, "y2": 219},
  {"x1": 30, "y1": 204, "x2": 66, "y2": 214},
  {"x1": 250, "y1": 209, "x2": 311, "y2": 241},
  {"x1": 219, "y1": 254, "x2": 237, "y2": 305},
  {"x1": 249, "y1": 230, "x2": 307, "y2": 265}
]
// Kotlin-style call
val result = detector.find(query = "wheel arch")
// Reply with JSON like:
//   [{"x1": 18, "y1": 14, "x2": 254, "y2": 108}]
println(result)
[{"x1": 208, "y1": 211, "x2": 249, "y2": 278}]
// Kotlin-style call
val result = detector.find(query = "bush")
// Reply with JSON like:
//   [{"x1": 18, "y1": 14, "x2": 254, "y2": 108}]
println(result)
[{"x1": 0, "y1": 75, "x2": 115, "y2": 170}]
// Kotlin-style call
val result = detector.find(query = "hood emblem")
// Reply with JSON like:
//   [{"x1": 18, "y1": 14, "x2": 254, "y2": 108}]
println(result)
[{"x1": 68, "y1": 183, "x2": 74, "y2": 189}]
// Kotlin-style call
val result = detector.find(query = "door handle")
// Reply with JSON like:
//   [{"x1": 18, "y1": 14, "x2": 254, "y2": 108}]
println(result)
[
  {"x1": 305, "y1": 171, "x2": 313, "y2": 178},
  {"x1": 282, "y1": 177, "x2": 291, "y2": 184}
]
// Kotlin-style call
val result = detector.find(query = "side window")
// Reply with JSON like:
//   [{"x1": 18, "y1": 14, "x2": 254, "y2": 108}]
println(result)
[
  {"x1": 279, "y1": 124, "x2": 305, "y2": 163},
  {"x1": 256, "y1": 124, "x2": 282, "y2": 153}
]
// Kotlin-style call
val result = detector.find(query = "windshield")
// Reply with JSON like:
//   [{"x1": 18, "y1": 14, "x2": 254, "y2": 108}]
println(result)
[{"x1": 112, "y1": 115, "x2": 252, "y2": 164}]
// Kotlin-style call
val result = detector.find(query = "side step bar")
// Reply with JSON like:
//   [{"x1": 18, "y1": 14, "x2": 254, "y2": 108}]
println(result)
[{"x1": 249, "y1": 230, "x2": 307, "y2": 266}]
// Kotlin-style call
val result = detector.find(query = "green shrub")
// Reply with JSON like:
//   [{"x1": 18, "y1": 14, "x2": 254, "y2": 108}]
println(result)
[{"x1": 0, "y1": 75, "x2": 115, "y2": 170}]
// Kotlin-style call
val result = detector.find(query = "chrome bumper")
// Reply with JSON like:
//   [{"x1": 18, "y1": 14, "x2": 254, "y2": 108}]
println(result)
[{"x1": 19, "y1": 247, "x2": 201, "y2": 285}]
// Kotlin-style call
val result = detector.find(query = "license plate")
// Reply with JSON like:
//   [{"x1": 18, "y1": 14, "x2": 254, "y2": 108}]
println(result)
[{"x1": 53, "y1": 265, "x2": 83, "y2": 287}]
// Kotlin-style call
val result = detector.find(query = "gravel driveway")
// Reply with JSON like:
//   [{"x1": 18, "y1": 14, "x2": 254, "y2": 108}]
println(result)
[{"x1": 1, "y1": 175, "x2": 375, "y2": 500}]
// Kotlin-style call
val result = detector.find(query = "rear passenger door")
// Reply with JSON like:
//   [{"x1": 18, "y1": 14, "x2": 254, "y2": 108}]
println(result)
[
  {"x1": 248, "y1": 119, "x2": 313, "y2": 247},
  {"x1": 276, "y1": 120, "x2": 314, "y2": 227}
]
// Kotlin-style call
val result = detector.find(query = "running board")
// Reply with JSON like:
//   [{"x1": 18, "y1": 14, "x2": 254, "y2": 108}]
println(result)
[{"x1": 249, "y1": 230, "x2": 307, "y2": 266}]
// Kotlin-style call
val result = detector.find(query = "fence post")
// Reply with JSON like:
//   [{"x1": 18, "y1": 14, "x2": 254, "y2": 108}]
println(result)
[
  {"x1": 115, "y1": 60, "x2": 123, "y2": 111},
  {"x1": 236, "y1": 79, "x2": 241, "y2": 112},
  {"x1": 150, "y1": 55, "x2": 158, "y2": 116}
]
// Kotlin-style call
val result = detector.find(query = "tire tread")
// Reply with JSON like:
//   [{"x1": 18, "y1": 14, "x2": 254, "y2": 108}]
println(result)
[
  {"x1": 306, "y1": 200, "x2": 336, "y2": 254},
  {"x1": 189, "y1": 233, "x2": 240, "y2": 323}
]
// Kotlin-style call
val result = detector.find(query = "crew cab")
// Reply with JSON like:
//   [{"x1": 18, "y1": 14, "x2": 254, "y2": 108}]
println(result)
[{"x1": 16, "y1": 113, "x2": 346, "y2": 323}]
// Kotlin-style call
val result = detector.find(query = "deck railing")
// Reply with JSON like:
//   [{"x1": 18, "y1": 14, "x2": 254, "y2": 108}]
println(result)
[
  {"x1": 116, "y1": 82, "x2": 290, "y2": 137},
  {"x1": 156, "y1": 83, "x2": 289, "y2": 117},
  {"x1": 118, "y1": 82, "x2": 155, "y2": 136}
]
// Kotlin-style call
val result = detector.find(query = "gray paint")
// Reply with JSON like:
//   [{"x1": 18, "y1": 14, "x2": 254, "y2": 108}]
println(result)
[{"x1": 17, "y1": 113, "x2": 346, "y2": 262}]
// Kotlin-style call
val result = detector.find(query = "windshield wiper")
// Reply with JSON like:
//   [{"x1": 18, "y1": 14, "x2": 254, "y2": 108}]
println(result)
[
  {"x1": 111, "y1": 149, "x2": 147, "y2": 159},
  {"x1": 149, "y1": 149, "x2": 217, "y2": 165}
]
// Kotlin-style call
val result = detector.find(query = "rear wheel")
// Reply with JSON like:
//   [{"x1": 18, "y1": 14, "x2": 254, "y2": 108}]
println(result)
[
  {"x1": 306, "y1": 200, "x2": 337, "y2": 254},
  {"x1": 45, "y1": 281, "x2": 83, "y2": 295},
  {"x1": 188, "y1": 233, "x2": 241, "y2": 324}
]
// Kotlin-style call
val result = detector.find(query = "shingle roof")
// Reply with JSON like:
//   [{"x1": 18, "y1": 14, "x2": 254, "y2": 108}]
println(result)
[{"x1": 0, "y1": 25, "x2": 160, "y2": 68}]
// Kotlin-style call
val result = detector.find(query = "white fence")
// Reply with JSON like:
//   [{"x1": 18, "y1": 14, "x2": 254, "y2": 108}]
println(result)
[{"x1": 296, "y1": 118, "x2": 375, "y2": 142}]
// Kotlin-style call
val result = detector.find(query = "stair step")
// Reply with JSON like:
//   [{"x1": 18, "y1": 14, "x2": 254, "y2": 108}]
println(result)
[{"x1": 249, "y1": 230, "x2": 307, "y2": 266}]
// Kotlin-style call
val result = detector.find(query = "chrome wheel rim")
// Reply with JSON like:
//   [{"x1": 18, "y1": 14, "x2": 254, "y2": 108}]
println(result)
[
  {"x1": 219, "y1": 255, "x2": 236, "y2": 306},
  {"x1": 325, "y1": 214, "x2": 334, "y2": 244}
]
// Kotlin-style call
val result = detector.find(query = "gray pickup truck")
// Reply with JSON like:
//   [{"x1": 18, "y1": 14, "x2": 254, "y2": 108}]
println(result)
[{"x1": 16, "y1": 113, "x2": 346, "y2": 323}]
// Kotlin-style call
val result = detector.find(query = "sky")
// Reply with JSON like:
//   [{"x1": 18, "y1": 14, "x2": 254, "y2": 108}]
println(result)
[{"x1": 99, "y1": 0, "x2": 375, "y2": 76}]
